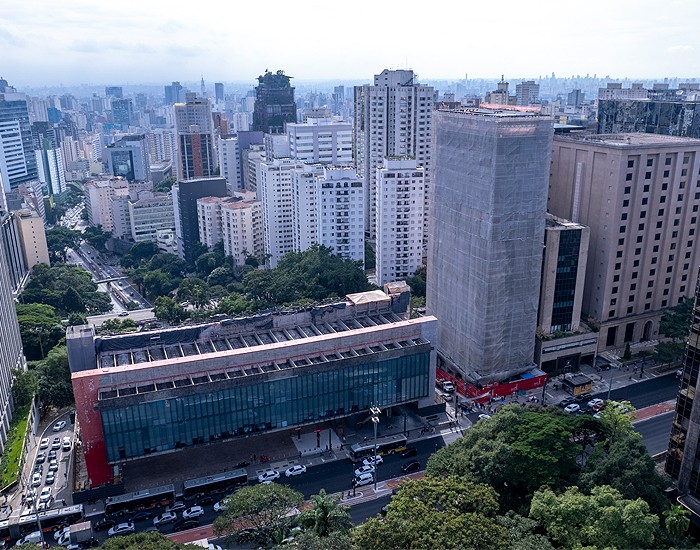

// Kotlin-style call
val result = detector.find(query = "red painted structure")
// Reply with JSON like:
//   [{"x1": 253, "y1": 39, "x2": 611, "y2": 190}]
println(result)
[{"x1": 436, "y1": 367, "x2": 548, "y2": 404}]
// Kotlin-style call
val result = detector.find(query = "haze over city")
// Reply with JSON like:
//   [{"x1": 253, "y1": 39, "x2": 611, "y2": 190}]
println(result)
[{"x1": 3, "y1": 0, "x2": 700, "y2": 86}]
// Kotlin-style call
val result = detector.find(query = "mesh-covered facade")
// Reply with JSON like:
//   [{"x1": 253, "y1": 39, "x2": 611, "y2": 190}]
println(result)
[
  {"x1": 427, "y1": 109, "x2": 553, "y2": 382},
  {"x1": 597, "y1": 99, "x2": 700, "y2": 138}
]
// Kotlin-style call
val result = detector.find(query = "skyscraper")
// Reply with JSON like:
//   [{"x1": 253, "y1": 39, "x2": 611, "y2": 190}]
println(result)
[
  {"x1": 105, "y1": 86, "x2": 123, "y2": 99},
  {"x1": 106, "y1": 134, "x2": 151, "y2": 182},
  {"x1": 354, "y1": 70, "x2": 433, "y2": 249},
  {"x1": 214, "y1": 82, "x2": 224, "y2": 103},
  {"x1": 252, "y1": 70, "x2": 296, "y2": 134},
  {"x1": 111, "y1": 98, "x2": 134, "y2": 129},
  {"x1": 515, "y1": 80, "x2": 540, "y2": 106},
  {"x1": 427, "y1": 108, "x2": 553, "y2": 383},
  {"x1": 174, "y1": 93, "x2": 217, "y2": 180},
  {"x1": 164, "y1": 81, "x2": 184, "y2": 105},
  {"x1": 0, "y1": 79, "x2": 38, "y2": 192}
]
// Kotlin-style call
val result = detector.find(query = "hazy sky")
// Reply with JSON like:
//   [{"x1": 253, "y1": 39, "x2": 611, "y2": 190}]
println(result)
[{"x1": 2, "y1": 0, "x2": 699, "y2": 88}]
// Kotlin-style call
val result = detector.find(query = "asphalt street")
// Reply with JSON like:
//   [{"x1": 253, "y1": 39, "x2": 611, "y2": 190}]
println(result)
[
  {"x1": 636, "y1": 412, "x2": 675, "y2": 456},
  {"x1": 589, "y1": 371, "x2": 680, "y2": 409}
]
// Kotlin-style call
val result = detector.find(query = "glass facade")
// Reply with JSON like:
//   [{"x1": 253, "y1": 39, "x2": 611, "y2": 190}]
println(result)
[
  {"x1": 100, "y1": 352, "x2": 430, "y2": 462},
  {"x1": 551, "y1": 229, "x2": 581, "y2": 332}
]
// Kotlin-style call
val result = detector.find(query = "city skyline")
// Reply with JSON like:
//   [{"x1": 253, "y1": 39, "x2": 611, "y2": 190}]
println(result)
[{"x1": 2, "y1": 0, "x2": 699, "y2": 87}]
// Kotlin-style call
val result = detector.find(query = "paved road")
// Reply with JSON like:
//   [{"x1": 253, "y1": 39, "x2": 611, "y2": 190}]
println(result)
[
  {"x1": 636, "y1": 411, "x2": 674, "y2": 456},
  {"x1": 350, "y1": 494, "x2": 391, "y2": 525},
  {"x1": 590, "y1": 371, "x2": 680, "y2": 409}
]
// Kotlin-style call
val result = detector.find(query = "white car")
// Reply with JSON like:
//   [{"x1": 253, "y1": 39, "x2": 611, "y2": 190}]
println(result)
[
  {"x1": 36, "y1": 451, "x2": 46, "y2": 464},
  {"x1": 31, "y1": 473, "x2": 42, "y2": 487},
  {"x1": 153, "y1": 511, "x2": 177, "y2": 526},
  {"x1": 564, "y1": 403, "x2": 581, "y2": 414},
  {"x1": 57, "y1": 531, "x2": 72, "y2": 546},
  {"x1": 478, "y1": 414, "x2": 492, "y2": 421},
  {"x1": 587, "y1": 398, "x2": 604, "y2": 409},
  {"x1": 108, "y1": 522, "x2": 135, "y2": 537},
  {"x1": 257, "y1": 469, "x2": 280, "y2": 484},
  {"x1": 354, "y1": 472, "x2": 374, "y2": 487},
  {"x1": 166, "y1": 501, "x2": 186, "y2": 513},
  {"x1": 284, "y1": 465, "x2": 307, "y2": 477},
  {"x1": 15, "y1": 531, "x2": 42, "y2": 546},
  {"x1": 49, "y1": 459, "x2": 59, "y2": 472},
  {"x1": 363, "y1": 455, "x2": 383, "y2": 467},
  {"x1": 45, "y1": 472, "x2": 55, "y2": 485},
  {"x1": 209, "y1": 545, "x2": 222, "y2": 550},
  {"x1": 39, "y1": 487, "x2": 52, "y2": 503},
  {"x1": 53, "y1": 421, "x2": 67, "y2": 432},
  {"x1": 51, "y1": 437, "x2": 61, "y2": 450},
  {"x1": 182, "y1": 506, "x2": 205, "y2": 520},
  {"x1": 62, "y1": 437, "x2": 72, "y2": 451},
  {"x1": 354, "y1": 464, "x2": 375, "y2": 477},
  {"x1": 54, "y1": 526, "x2": 70, "y2": 541},
  {"x1": 213, "y1": 498, "x2": 230, "y2": 512},
  {"x1": 39, "y1": 438, "x2": 49, "y2": 450}
]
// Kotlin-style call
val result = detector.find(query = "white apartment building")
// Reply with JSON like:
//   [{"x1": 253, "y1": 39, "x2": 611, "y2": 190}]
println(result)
[
  {"x1": 35, "y1": 147, "x2": 66, "y2": 195},
  {"x1": 354, "y1": 69, "x2": 433, "y2": 251},
  {"x1": 231, "y1": 112, "x2": 250, "y2": 133},
  {"x1": 0, "y1": 120, "x2": 28, "y2": 192},
  {"x1": 219, "y1": 136, "x2": 242, "y2": 193},
  {"x1": 147, "y1": 128, "x2": 178, "y2": 163},
  {"x1": 14, "y1": 208, "x2": 49, "y2": 268},
  {"x1": 317, "y1": 167, "x2": 364, "y2": 264},
  {"x1": 292, "y1": 164, "x2": 324, "y2": 252},
  {"x1": 376, "y1": 157, "x2": 425, "y2": 287},
  {"x1": 221, "y1": 195, "x2": 264, "y2": 265},
  {"x1": 287, "y1": 118, "x2": 353, "y2": 165},
  {"x1": 84, "y1": 177, "x2": 129, "y2": 231},
  {"x1": 129, "y1": 192, "x2": 175, "y2": 243},
  {"x1": 245, "y1": 144, "x2": 266, "y2": 193},
  {"x1": 258, "y1": 158, "x2": 305, "y2": 267},
  {"x1": 197, "y1": 196, "x2": 227, "y2": 248}
]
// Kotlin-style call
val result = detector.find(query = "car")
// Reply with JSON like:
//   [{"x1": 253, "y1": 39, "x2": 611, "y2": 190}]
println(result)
[
  {"x1": 54, "y1": 526, "x2": 70, "y2": 541},
  {"x1": 173, "y1": 518, "x2": 199, "y2": 531},
  {"x1": 51, "y1": 437, "x2": 61, "y2": 449},
  {"x1": 118, "y1": 311, "x2": 129, "y2": 317},
  {"x1": 197, "y1": 494, "x2": 216, "y2": 506},
  {"x1": 36, "y1": 451, "x2": 46, "y2": 464},
  {"x1": 130, "y1": 510, "x2": 152, "y2": 522},
  {"x1": 182, "y1": 506, "x2": 205, "y2": 520},
  {"x1": 53, "y1": 421, "x2": 67, "y2": 432},
  {"x1": 363, "y1": 455, "x2": 383, "y2": 467},
  {"x1": 45, "y1": 472, "x2": 55, "y2": 485},
  {"x1": 442, "y1": 381, "x2": 455, "y2": 393},
  {"x1": 354, "y1": 464, "x2": 375, "y2": 477},
  {"x1": 39, "y1": 438, "x2": 49, "y2": 450},
  {"x1": 153, "y1": 511, "x2": 177, "y2": 527},
  {"x1": 213, "y1": 498, "x2": 230, "y2": 512},
  {"x1": 48, "y1": 450, "x2": 57, "y2": 460},
  {"x1": 62, "y1": 437, "x2": 72, "y2": 451},
  {"x1": 39, "y1": 487, "x2": 52, "y2": 503},
  {"x1": 209, "y1": 545, "x2": 223, "y2": 550},
  {"x1": 284, "y1": 465, "x2": 307, "y2": 477},
  {"x1": 478, "y1": 413, "x2": 492, "y2": 421},
  {"x1": 564, "y1": 403, "x2": 581, "y2": 414},
  {"x1": 31, "y1": 472, "x2": 42, "y2": 487},
  {"x1": 15, "y1": 531, "x2": 43, "y2": 546},
  {"x1": 32, "y1": 463, "x2": 43, "y2": 475},
  {"x1": 400, "y1": 447, "x2": 418, "y2": 458},
  {"x1": 107, "y1": 522, "x2": 135, "y2": 537},
  {"x1": 354, "y1": 472, "x2": 374, "y2": 487},
  {"x1": 24, "y1": 489, "x2": 36, "y2": 504},
  {"x1": 559, "y1": 397, "x2": 577, "y2": 408},
  {"x1": 57, "y1": 531, "x2": 73, "y2": 546},
  {"x1": 257, "y1": 469, "x2": 280, "y2": 484},
  {"x1": 401, "y1": 460, "x2": 421, "y2": 473},
  {"x1": 587, "y1": 398, "x2": 605, "y2": 409},
  {"x1": 93, "y1": 518, "x2": 116, "y2": 531},
  {"x1": 49, "y1": 459, "x2": 59, "y2": 472},
  {"x1": 166, "y1": 501, "x2": 187, "y2": 513}
]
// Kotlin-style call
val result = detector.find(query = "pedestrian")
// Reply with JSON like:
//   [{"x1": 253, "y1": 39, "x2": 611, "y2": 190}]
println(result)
[
  {"x1": 299, "y1": 451, "x2": 302, "y2": 458},
  {"x1": 62, "y1": 499, "x2": 66, "y2": 506}
]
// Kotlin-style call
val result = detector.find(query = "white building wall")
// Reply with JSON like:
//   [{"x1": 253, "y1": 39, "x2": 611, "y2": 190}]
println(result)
[
  {"x1": 287, "y1": 119, "x2": 353, "y2": 165},
  {"x1": 221, "y1": 199, "x2": 264, "y2": 264},
  {"x1": 292, "y1": 165, "x2": 323, "y2": 252},
  {"x1": 219, "y1": 136, "x2": 242, "y2": 194}
]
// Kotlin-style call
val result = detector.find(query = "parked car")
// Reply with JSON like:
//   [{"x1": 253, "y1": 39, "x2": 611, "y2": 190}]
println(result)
[
  {"x1": 257, "y1": 469, "x2": 280, "y2": 484},
  {"x1": 363, "y1": 455, "x2": 383, "y2": 467},
  {"x1": 354, "y1": 472, "x2": 374, "y2": 487},
  {"x1": 93, "y1": 518, "x2": 116, "y2": 531},
  {"x1": 48, "y1": 450, "x2": 57, "y2": 460},
  {"x1": 166, "y1": 501, "x2": 186, "y2": 513},
  {"x1": 153, "y1": 512, "x2": 177, "y2": 527},
  {"x1": 53, "y1": 421, "x2": 67, "y2": 432},
  {"x1": 31, "y1": 472, "x2": 42, "y2": 487},
  {"x1": 564, "y1": 403, "x2": 581, "y2": 414},
  {"x1": 39, "y1": 487, "x2": 52, "y2": 503},
  {"x1": 39, "y1": 438, "x2": 49, "y2": 450},
  {"x1": 173, "y1": 518, "x2": 199, "y2": 531},
  {"x1": 284, "y1": 465, "x2": 307, "y2": 477},
  {"x1": 36, "y1": 451, "x2": 46, "y2": 464},
  {"x1": 51, "y1": 437, "x2": 61, "y2": 450},
  {"x1": 130, "y1": 510, "x2": 152, "y2": 522},
  {"x1": 478, "y1": 414, "x2": 492, "y2": 421},
  {"x1": 587, "y1": 398, "x2": 605, "y2": 410},
  {"x1": 400, "y1": 447, "x2": 418, "y2": 458},
  {"x1": 118, "y1": 311, "x2": 129, "y2": 317},
  {"x1": 401, "y1": 460, "x2": 421, "y2": 473},
  {"x1": 213, "y1": 498, "x2": 230, "y2": 513},
  {"x1": 182, "y1": 506, "x2": 205, "y2": 520},
  {"x1": 32, "y1": 463, "x2": 42, "y2": 475},
  {"x1": 15, "y1": 531, "x2": 43, "y2": 546},
  {"x1": 354, "y1": 464, "x2": 375, "y2": 477},
  {"x1": 54, "y1": 526, "x2": 70, "y2": 541},
  {"x1": 49, "y1": 459, "x2": 59, "y2": 472},
  {"x1": 107, "y1": 522, "x2": 135, "y2": 537}
]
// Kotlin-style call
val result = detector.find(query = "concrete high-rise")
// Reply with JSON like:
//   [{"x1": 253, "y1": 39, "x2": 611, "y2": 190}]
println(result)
[
  {"x1": 111, "y1": 99, "x2": 134, "y2": 129},
  {"x1": 106, "y1": 134, "x2": 151, "y2": 182},
  {"x1": 0, "y1": 80, "x2": 38, "y2": 192},
  {"x1": 15, "y1": 208, "x2": 49, "y2": 269},
  {"x1": 252, "y1": 70, "x2": 296, "y2": 134},
  {"x1": 515, "y1": 80, "x2": 540, "y2": 106},
  {"x1": 219, "y1": 136, "x2": 241, "y2": 194},
  {"x1": 214, "y1": 83, "x2": 224, "y2": 103},
  {"x1": 354, "y1": 70, "x2": 433, "y2": 250},
  {"x1": 287, "y1": 118, "x2": 353, "y2": 165},
  {"x1": 164, "y1": 81, "x2": 184, "y2": 105},
  {"x1": 427, "y1": 108, "x2": 553, "y2": 383},
  {"x1": 174, "y1": 93, "x2": 217, "y2": 180},
  {"x1": 548, "y1": 133, "x2": 700, "y2": 350}
]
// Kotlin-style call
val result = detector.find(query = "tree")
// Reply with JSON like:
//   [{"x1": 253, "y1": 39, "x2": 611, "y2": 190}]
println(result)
[
  {"x1": 291, "y1": 530, "x2": 354, "y2": 550},
  {"x1": 15, "y1": 303, "x2": 66, "y2": 360},
  {"x1": 153, "y1": 297, "x2": 187, "y2": 325},
  {"x1": 213, "y1": 483, "x2": 304, "y2": 546},
  {"x1": 99, "y1": 531, "x2": 200, "y2": 549},
  {"x1": 83, "y1": 225, "x2": 111, "y2": 251},
  {"x1": 120, "y1": 241, "x2": 160, "y2": 269},
  {"x1": 99, "y1": 318, "x2": 138, "y2": 334},
  {"x1": 594, "y1": 400, "x2": 636, "y2": 442},
  {"x1": 663, "y1": 505, "x2": 690, "y2": 538},
  {"x1": 353, "y1": 477, "x2": 510, "y2": 550},
  {"x1": 406, "y1": 265, "x2": 426, "y2": 298},
  {"x1": 11, "y1": 368, "x2": 37, "y2": 408},
  {"x1": 45, "y1": 226, "x2": 81, "y2": 263},
  {"x1": 529, "y1": 485, "x2": 659, "y2": 549},
  {"x1": 153, "y1": 176, "x2": 176, "y2": 194},
  {"x1": 299, "y1": 489, "x2": 352, "y2": 537},
  {"x1": 35, "y1": 346, "x2": 74, "y2": 410},
  {"x1": 660, "y1": 298, "x2": 694, "y2": 343},
  {"x1": 494, "y1": 512, "x2": 555, "y2": 550},
  {"x1": 67, "y1": 312, "x2": 87, "y2": 326},
  {"x1": 216, "y1": 293, "x2": 253, "y2": 316},
  {"x1": 143, "y1": 270, "x2": 178, "y2": 300}
]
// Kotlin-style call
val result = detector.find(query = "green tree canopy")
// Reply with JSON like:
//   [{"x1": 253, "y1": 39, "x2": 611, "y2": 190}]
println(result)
[
  {"x1": 299, "y1": 489, "x2": 352, "y2": 538},
  {"x1": 353, "y1": 477, "x2": 510, "y2": 550},
  {"x1": 529, "y1": 485, "x2": 659, "y2": 549},
  {"x1": 45, "y1": 226, "x2": 81, "y2": 263},
  {"x1": 34, "y1": 346, "x2": 74, "y2": 411},
  {"x1": 11, "y1": 368, "x2": 37, "y2": 408},
  {"x1": 153, "y1": 296, "x2": 187, "y2": 325},
  {"x1": 83, "y1": 225, "x2": 111, "y2": 251},
  {"x1": 660, "y1": 297, "x2": 694, "y2": 343},
  {"x1": 15, "y1": 302, "x2": 66, "y2": 360},
  {"x1": 406, "y1": 265, "x2": 426, "y2": 298},
  {"x1": 213, "y1": 483, "x2": 304, "y2": 547},
  {"x1": 99, "y1": 531, "x2": 201, "y2": 549},
  {"x1": 99, "y1": 318, "x2": 138, "y2": 334},
  {"x1": 153, "y1": 176, "x2": 176, "y2": 193}
]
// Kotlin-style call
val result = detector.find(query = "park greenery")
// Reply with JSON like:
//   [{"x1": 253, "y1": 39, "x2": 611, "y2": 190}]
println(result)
[{"x1": 0, "y1": 404, "x2": 29, "y2": 489}]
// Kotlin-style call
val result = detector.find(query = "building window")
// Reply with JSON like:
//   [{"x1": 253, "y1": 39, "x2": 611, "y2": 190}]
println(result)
[
  {"x1": 647, "y1": 158, "x2": 654, "y2": 167},
  {"x1": 644, "y1": 303, "x2": 651, "y2": 311},
  {"x1": 638, "y1": 223, "x2": 645, "y2": 231},
  {"x1": 636, "y1": 236, "x2": 643, "y2": 243},
  {"x1": 640, "y1": 211, "x2": 646, "y2": 218},
  {"x1": 642, "y1": 198, "x2": 648, "y2": 205},
  {"x1": 623, "y1": 199, "x2": 630, "y2": 207},
  {"x1": 624, "y1": 186, "x2": 631, "y2": 194},
  {"x1": 618, "y1": 238, "x2": 624, "y2": 246},
  {"x1": 626, "y1": 173, "x2": 633, "y2": 181},
  {"x1": 628, "y1": 160, "x2": 635, "y2": 168},
  {"x1": 645, "y1": 171, "x2": 652, "y2": 179},
  {"x1": 643, "y1": 184, "x2": 650, "y2": 192},
  {"x1": 627, "y1": 306, "x2": 634, "y2": 314},
  {"x1": 619, "y1": 226, "x2": 626, "y2": 233},
  {"x1": 616, "y1": 251, "x2": 623, "y2": 258}
]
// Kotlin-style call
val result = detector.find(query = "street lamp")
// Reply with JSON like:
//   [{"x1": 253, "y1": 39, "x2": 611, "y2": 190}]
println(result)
[{"x1": 370, "y1": 406, "x2": 381, "y2": 492}]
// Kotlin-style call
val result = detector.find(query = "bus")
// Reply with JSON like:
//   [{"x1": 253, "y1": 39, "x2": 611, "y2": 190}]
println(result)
[
  {"x1": 349, "y1": 434, "x2": 408, "y2": 461},
  {"x1": 183, "y1": 469, "x2": 249, "y2": 500},
  {"x1": 37, "y1": 504, "x2": 84, "y2": 533},
  {"x1": 104, "y1": 484, "x2": 176, "y2": 518}
]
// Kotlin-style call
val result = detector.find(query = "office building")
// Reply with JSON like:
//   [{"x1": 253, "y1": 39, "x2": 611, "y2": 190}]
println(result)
[
  {"x1": 68, "y1": 286, "x2": 437, "y2": 485},
  {"x1": 214, "y1": 83, "x2": 224, "y2": 103},
  {"x1": 150, "y1": 161, "x2": 173, "y2": 186},
  {"x1": 515, "y1": 80, "x2": 540, "y2": 106},
  {"x1": 535, "y1": 214, "x2": 597, "y2": 373},
  {"x1": 597, "y1": 99, "x2": 700, "y2": 138},
  {"x1": 14, "y1": 208, "x2": 49, "y2": 269},
  {"x1": 0, "y1": 211, "x2": 28, "y2": 294},
  {"x1": 164, "y1": 81, "x2": 185, "y2": 105},
  {"x1": 376, "y1": 158, "x2": 424, "y2": 287},
  {"x1": 287, "y1": 119, "x2": 353, "y2": 165},
  {"x1": 111, "y1": 99, "x2": 134, "y2": 129},
  {"x1": 548, "y1": 133, "x2": 700, "y2": 350},
  {"x1": 252, "y1": 70, "x2": 296, "y2": 134},
  {"x1": 106, "y1": 134, "x2": 151, "y2": 182},
  {"x1": 0, "y1": 80, "x2": 38, "y2": 192},
  {"x1": 291, "y1": 164, "x2": 324, "y2": 253},
  {"x1": 484, "y1": 77, "x2": 511, "y2": 105},
  {"x1": 105, "y1": 86, "x2": 123, "y2": 99},
  {"x1": 427, "y1": 108, "x2": 553, "y2": 383},
  {"x1": 197, "y1": 196, "x2": 227, "y2": 248},
  {"x1": 597, "y1": 82, "x2": 649, "y2": 101},
  {"x1": 174, "y1": 93, "x2": 217, "y2": 180},
  {"x1": 172, "y1": 176, "x2": 227, "y2": 261},
  {"x1": 128, "y1": 192, "x2": 175, "y2": 243},
  {"x1": 147, "y1": 128, "x2": 178, "y2": 163},
  {"x1": 354, "y1": 70, "x2": 433, "y2": 247},
  {"x1": 220, "y1": 194, "x2": 264, "y2": 265}
]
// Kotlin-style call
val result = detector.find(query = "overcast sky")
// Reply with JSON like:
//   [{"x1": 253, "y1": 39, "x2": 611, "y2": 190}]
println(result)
[{"x1": 2, "y1": 0, "x2": 699, "y2": 88}]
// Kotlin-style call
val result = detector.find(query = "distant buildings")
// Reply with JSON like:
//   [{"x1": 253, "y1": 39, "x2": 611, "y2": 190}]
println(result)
[
  {"x1": 106, "y1": 134, "x2": 151, "y2": 182},
  {"x1": 0, "y1": 79, "x2": 38, "y2": 193},
  {"x1": 219, "y1": 136, "x2": 241, "y2": 193},
  {"x1": 84, "y1": 177, "x2": 129, "y2": 232},
  {"x1": 128, "y1": 192, "x2": 175, "y2": 244},
  {"x1": 548, "y1": 132, "x2": 700, "y2": 350},
  {"x1": 252, "y1": 70, "x2": 296, "y2": 134},
  {"x1": 427, "y1": 107, "x2": 553, "y2": 383},
  {"x1": 597, "y1": 99, "x2": 700, "y2": 138},
  {"x1": 164, "y1": 81, "x2": 185, "y2": 105},
  {"x1": 515, "y1": 80, "x2": 540, "y2": 106},
  {"x1": 111, "y1": 99, "x2": 134, "y2": 129},
  {"x1": 174, "y1": 93, "x2": 217, "y2": 180}
]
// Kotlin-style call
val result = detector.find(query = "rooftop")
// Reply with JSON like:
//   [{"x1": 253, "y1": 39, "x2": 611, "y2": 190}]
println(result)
[
  {"x1": 557, "y1": 132, "x2": 700, "y2": 147},
  {"x1": 437, "y1": 106, "x2": 549, "y2": 120}
]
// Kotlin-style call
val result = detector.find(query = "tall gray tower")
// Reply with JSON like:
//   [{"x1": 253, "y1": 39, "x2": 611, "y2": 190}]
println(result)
[{"x1": 427, "y1": 108, "x2": 553, "y2": 383}]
